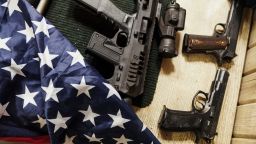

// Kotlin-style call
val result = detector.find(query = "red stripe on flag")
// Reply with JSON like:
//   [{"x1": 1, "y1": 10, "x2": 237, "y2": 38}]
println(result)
[{"x1": 0, "y1": 136, "x2": 50, "y2": 144}]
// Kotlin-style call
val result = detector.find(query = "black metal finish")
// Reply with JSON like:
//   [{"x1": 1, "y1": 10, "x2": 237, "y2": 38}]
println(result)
[
  {"x1": 182, "y1": 0, "x2": 244, "y2": 65},
  {"x1": 76, "y1": 0, "x2": 186, "y2": 98},
  {"x1": 245, "y1": 0, "x2": 256, "y2": 7},
  {"x1": 158, "y1": 0, "x2": 186, "y2": 58},
  {"x1": 158, "y1": 68, "x2": 230, "y2": 144}
]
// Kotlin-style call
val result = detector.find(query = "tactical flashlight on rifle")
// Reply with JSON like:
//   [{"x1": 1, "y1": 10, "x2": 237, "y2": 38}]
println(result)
[
  {"x1": 158, "y1": 0, "x2": 186, "y2": 58},
  {"x1": 182, "y1": 0, "x2": 244, "y2": 65},
  {"x1": 158, "y1": 68, "x2": 229, "y2": 143}
]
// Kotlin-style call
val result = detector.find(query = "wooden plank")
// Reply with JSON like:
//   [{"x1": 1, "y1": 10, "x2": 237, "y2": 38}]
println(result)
[
  {"x1": 134, "y1": 0, "x2": 253, "y2": 143},
  {"x1": 242, "y1": 72, "x2": 256, "y2": 82},
  {"x1": 243, "y1": 46, "x2": 256, "y2": 76},
  {"x1": 232, "y1": 138, "x2": 256, "y2": 144},
  {"x1": 238, "y1": 72, "x2": 256, "y2": 105},
  {"x1": 248, "y1": 10, "x2": 256, "y2": 49},
  {"x1": 233, "y1": 104, "x2": 256, "y2": 138}
]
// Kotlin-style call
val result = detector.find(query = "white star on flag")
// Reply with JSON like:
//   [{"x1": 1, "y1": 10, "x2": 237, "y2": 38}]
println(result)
[
  {"x1": 141, "y1": 123, "x2": 147, "y2": 132},
  {"x1": 16, "y1": 85, "x2": 39, "y2": 108},
  {"x1": 32, "y1": 115, "x2": 46, "y2": 128},
  {"x1": 32, "y1": 17, "x2": 54, "y2": 37},
  {"x1": 84, "y1": 133, "x2": 103, "y2": 143},
  {"x1": 33, "y1": 57, "x2": 39, "y2": 61},
  {"x1": 103, "y1": 83, "x2": 121, "y2": 100},
  {"x1": 64, "y1": 135, "x2": 75, "y2": 144},
  {"x1": 108, "y1": 109, "x2": 130, "y2": 129},
  {"x1": 71, "y1": 76, "x2": 95, "y2": 98},
  {"x1": 0, "y1": 102, "x2": 10, "y2": 119},
  {"x1": 1, "y1": 0, "x2": 22, "y2": 16},
  {"x1": 113, "y1": 135, "x2": 133, "y2": 144},
  {"x1": 0, "y1": 37, "x2": 11, "y2": 51},
  {"x1": 2, "y1": 59, "x2": 26, "y2": 80},
  {"x1": 38, "y1": 46, "x2": 58, "y2": 69},
  {"x1": 67, "y1": 50, "x2": 86, "y2": 67},
  {"x1": 18, "y1": 21, "x2": 35, "y2": 43},
  {"x1": 79, "y1": 106, "x2": 99, "y2": 126},
  {"x1": 47, "y1": 111, "x2": 71, "y2": 133},
  {"x1": 42, "y1": 79, "x2": 63, "y2": 103}
]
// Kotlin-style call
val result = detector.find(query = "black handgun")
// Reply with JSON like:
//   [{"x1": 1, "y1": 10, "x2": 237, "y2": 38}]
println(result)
[
  {"x1": 158, "y1": 68, "x2": 229, "y2": 143},
  {"x1": 76, "y1": 0, "x2": 186, "y2": 98},
  {"x1": 182, "y1": 0, "x2": 244, "y2": 65}
]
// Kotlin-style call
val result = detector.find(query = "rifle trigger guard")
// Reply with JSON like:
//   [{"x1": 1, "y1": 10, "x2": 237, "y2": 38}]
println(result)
[{"x1": 192, "y1": 90, "x2": 209, "y2": 112}]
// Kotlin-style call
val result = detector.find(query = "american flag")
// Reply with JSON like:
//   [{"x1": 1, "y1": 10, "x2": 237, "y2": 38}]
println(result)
[{"x1": 0, "y1": 0, "x2": 160, "y2": 143}]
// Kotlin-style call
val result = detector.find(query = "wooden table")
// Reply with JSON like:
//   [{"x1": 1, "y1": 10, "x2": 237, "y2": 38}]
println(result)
[{"x1": 134, "y1": 0, "x2": 253, "y2": 143}]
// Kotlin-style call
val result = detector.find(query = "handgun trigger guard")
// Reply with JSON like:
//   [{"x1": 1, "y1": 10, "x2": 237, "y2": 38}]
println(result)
[
  {"x1": 192, "y1": 90, "x2": 209, "y2": 112},
  {"x1": 214, "y1": 23, "x2": 226, "y2": 36}
]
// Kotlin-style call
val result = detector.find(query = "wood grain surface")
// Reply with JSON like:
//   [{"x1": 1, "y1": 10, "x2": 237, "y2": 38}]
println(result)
[
  {"x1": 233, "y1": 11, "x2": 256, "y2": 142},
  {"x1": 232, "y1": 138, "x2": 256, "y2": 144},
  {"x1": 243, "y1": 46, "x2": 256, "y2": 75},
  {"x1": 248, "y1": 11, "x2": 256, "y2": 49},
  {"x1": 242, "y1": 72, "x2": 256, "y2": 82},
  {"x1": 134, "y1": 0, "x2": 253, "y2": 143},
  {"x1": 233, "y1": 104, "x2": 256, "y2": 139},
  {"x1": 238, "y1": 72, "x2": 256, "y2": 105}
]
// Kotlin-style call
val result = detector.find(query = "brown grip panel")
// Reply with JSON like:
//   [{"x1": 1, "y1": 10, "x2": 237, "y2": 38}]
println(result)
[{"x1": 183, "y1": 34, "x2": 229, "y2": 53}]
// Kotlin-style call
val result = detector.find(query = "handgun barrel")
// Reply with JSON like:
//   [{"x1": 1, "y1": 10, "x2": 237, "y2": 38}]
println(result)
[
  {"x1": 201, "y1": 69, "x2": 229, "y2": 141},
  {"x1": 215, "y1": 68, "x2": 229, "y2": 83},
  {"x1": 207, "y1": 68, "x2": 229, "y2": 108}
]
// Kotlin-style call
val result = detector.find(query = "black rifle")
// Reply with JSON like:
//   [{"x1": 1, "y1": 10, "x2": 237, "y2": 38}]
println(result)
[
  {"x1": 158, "y1": 68, "x2": 229, "y2": 143},
  {"x1": 182, "y1": 0, "x2": 244, "y2": 65},
  {"x1": 76, "y1": 0, "x2": 186, "y2": 99}
]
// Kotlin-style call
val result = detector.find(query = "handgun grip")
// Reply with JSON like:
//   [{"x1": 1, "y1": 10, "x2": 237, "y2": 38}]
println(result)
[
  {"x1": 87, "y1": 32, "x2": 123, "y2": 65},
  {"x1": 158, "y1": 106, "x2": 202, "y2": 131},
  {"x1": 183, "y1": 34, "x2": 229, "y2": 53}
]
